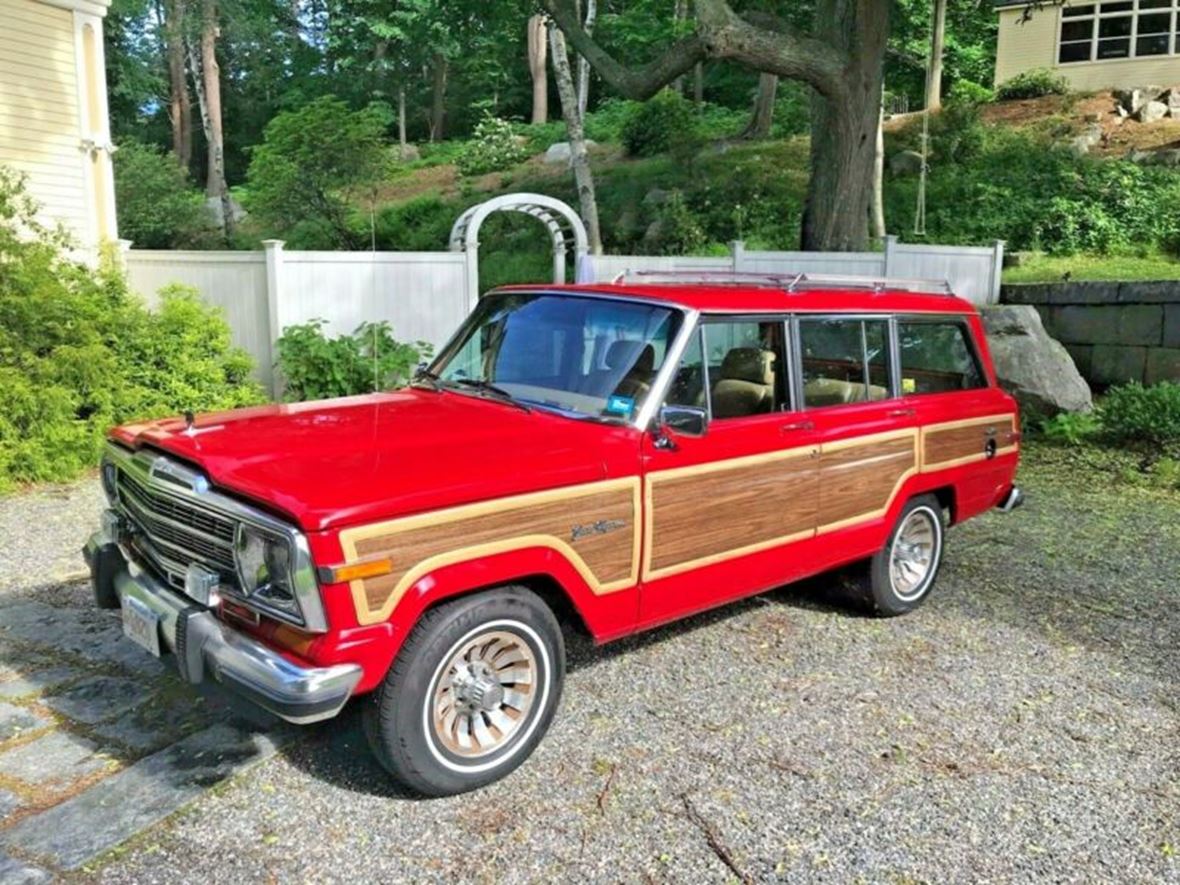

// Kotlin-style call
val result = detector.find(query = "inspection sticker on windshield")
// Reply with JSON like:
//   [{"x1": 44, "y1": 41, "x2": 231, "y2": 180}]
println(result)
[{"x1": 605, "y1": 395, "x2": 635, "y2": 417}]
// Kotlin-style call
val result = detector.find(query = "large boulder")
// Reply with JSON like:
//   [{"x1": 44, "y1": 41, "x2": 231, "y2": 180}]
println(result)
[
  {"x1": 1136, "y1": 100, "x2": 1169, "y2": 123},
  {"x1": 543, "y1": 140, "x2": 597, "y2": 165},
  {"x1": 888, "y1": 150, "x2": 924, "y2": 176},
  {"x1": 981, "y1": 305, "x2": 1093, "y2": 418}
]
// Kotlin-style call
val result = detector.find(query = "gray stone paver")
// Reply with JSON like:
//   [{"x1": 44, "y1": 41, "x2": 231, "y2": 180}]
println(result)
[
  {"x1": 0, "y1": 853, "x2": 51, "y2": 884},
  {"x1": 0, "y1": 667, "x2": 81, "y2": 700},
  {"x1": 42, "y1": 676, "x2": 154, "y2": 725},
  {"x1": 0, "y1": 722, "x2": 292, "y2": 871},
  {"x1": 0, "y1": 730, "x2": 107, "y2": 786},
  {"x1": 0, "y1": 703, "x2": 51, "y2": 743}
]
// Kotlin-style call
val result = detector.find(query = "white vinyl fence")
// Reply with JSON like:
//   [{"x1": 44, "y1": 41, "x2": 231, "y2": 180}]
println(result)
[
  {"x1": 124, "y1": 233, "x2": 1003, "y2": 396},
  {"x1": 124, "y1": 241, "x2": 474, "y2": 394},
  {"x1": 589, "y1": 236, "x2": 1005, "y2": 306}
]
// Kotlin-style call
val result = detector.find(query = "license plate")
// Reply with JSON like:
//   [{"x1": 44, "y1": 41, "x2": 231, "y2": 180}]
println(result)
[{"x1": 122, "y1": 597, "x2": 161, "y2": 657}]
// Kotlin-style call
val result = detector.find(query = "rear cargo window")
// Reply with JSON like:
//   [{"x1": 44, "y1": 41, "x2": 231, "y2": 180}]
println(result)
[{"x1": 897, "y1": 320, "x2": 986, "y2": 394}]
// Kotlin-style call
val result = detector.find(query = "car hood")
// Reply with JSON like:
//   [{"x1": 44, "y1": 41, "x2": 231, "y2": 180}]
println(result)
[{"x1": 110, "y1": 389, "x2": 637, "y2": 532}]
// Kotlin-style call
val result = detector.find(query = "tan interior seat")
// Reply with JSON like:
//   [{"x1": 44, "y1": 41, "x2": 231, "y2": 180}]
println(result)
[
  {"x1": 711, "y1": 348, "x2": 775, "y2": 418},
  {"x1": 803, "y1": 378, "x2": 888, "y2": 406},
  {"x1": 609, "y1": 341, "x2": 655, "y2": 402}
]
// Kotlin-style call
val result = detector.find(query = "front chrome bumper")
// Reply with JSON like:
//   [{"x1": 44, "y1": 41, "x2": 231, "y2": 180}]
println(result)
[{"x1": 83, "y1": 529, "x2": 362, "y2": 725}]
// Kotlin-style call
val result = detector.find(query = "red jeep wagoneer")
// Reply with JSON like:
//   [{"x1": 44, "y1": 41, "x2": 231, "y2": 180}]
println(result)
[{"x1": 86, "y1": 275, "x2": 1022, "y2": 795}]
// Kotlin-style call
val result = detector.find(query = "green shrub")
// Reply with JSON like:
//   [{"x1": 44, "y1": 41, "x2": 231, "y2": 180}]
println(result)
[
  {"x1": 246, "y1": 97, "x2": 392, "y2": 249},
  {"x1": 1038, "y1": 411, "x2": 1100, "y2": 445},
  {"x1": 0, "y1": 167, "x2": 263, "y2": 492},
  {"x1": 456, "y1": 115, "x2": 530, "y2": 177},
  {"x1": 947, "y1": 80, "x2": 995, "y2": 107},
  {"x1": 996, "y1": 68, "x2": 1069, "y2": 101},
  {"x1": 646, "y1": 190, "x2": 706, "y2": 255},
  {"x1": 1101, "y1": 381, "x2": 1180, "y2": 447},
  {"x1": 113, "y1": 139, "x2": 211, "y2": 248},
  {"x1": 274, "y1": 319, "x2": 431, "y2": 402},
  {"x1": 621, "y1": 90, "x2": 695, "y2": 157},
  {"x1": 374, "y1": 195, "x2": 455, "y2": 251},
  {"x1": 584, "y1": 98, "x2": 643, "y2": 143}
]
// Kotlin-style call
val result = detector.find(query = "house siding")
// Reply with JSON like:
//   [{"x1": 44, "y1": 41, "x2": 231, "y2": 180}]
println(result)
[
  {"x1": 0, "y1": 0, "x2": 114, "y2": 248},
  {"x1": 995, "y1": 5, "x2": 1180, "y2": 90}
]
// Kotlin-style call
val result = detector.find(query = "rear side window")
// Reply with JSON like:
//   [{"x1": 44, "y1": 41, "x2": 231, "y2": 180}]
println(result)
[
  {"x1": 799, "y1": 318, "x2": 891, "y2": 408},
  {"x1": 897, "y1": 320, "x2": 986, "y2": 395}
]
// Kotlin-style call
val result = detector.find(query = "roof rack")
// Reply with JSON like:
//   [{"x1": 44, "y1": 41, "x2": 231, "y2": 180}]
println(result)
[{"x1": 609, "y1": 269, "x2": 954, "y2": 296}]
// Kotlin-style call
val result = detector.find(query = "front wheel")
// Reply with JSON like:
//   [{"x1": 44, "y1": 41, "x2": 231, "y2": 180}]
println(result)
[
  {"x1": 861, "y1": 495, "x2": 946, "y2": 616},
  {"x1": 363, "y1": 586, "x2": 565, "y2": 796}
]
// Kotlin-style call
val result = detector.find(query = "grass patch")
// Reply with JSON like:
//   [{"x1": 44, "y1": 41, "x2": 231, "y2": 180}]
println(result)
[{"x1": 1003, "y1": 250, "x2": 1180, "y2": 283}]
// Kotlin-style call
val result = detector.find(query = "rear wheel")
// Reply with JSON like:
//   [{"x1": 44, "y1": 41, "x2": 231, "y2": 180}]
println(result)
[
  {"x1": 363, "y1": 586, "x2": 564, "y2": 796},
  {"x1": 857, "y1": 495, "x2": 945, "y2": 616}
]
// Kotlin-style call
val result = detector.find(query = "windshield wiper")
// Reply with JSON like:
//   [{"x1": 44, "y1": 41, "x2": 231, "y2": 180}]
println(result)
[
  {"x1": 410, "y1": 367, "x2": 444, "y2": 391},
  {"x1": 452, "y1": 379, "x2": 531, "y2": 412}
]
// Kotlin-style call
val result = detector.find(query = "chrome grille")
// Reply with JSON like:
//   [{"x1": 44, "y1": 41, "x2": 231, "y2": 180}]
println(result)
[{"x1": 116, "y1": 469, "x2": 240, "y2": 590}]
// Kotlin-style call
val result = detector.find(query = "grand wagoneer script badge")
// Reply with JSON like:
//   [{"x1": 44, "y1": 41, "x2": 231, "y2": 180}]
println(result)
[{"x1": 570, "y1": 519, "x2": 626, "y2": 542}]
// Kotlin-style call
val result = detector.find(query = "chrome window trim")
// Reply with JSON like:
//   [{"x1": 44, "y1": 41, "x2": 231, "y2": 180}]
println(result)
[
  {"x1": 895, "y1": 314, "x2": 991, "y2": 394},
  {"x1": 103, "y1": 443, "x2": 328, "y2": 633},
  {"x1": 794, "y1": 314, "x2": 897, "y2": 411}
]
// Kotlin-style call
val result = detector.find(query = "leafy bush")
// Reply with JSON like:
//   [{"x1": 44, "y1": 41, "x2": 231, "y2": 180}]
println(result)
[
  {"x1": 645, "y1": 190, "x2": 706, "y2": 255},
  {"x1": 947, "y1": 80, "x2": 995, "y2": 107},
  {"x1": 456, "y1": 115, "x2": 530, "y2": 177},
  {"x1": 374, "y1": 195, "x2": 454, "y2": 251},
  {"x1": 0, "y1": 167, "x2": 263, "y2": 492},
  {"x1": 246, "y1": 97, "x2": 392, "y2": 248},
  {"x1": 621, "y1": 90, "x2": 695, "y2": 157},
  {"x1": 1037, "y1": 411, "x2": 1100, "y2": 445},
  {"x1": 1101, "y1": 382, "x2": 1180, "y2": 447},
  {"x1": 113, "y1": 139, "x2": 211, "y2": 248},
  {"x1": 996, "y1": 68, "x2": 1069, "y2": 101},
  {"x1": 584, "y1": 98, "x2": 644, "y2": 143},
  {"x1": 274, "y1": 319, "x2": 431, "y2": 402}
]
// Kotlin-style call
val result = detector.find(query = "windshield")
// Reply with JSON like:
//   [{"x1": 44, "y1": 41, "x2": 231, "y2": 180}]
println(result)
[{"x1": 431, "y1": 292, "x2": 685, "y2": 422}]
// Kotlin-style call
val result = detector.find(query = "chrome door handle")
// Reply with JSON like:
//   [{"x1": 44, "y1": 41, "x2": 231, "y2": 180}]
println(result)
[
  {"x1": 886, "y1": 408, "x2": 916, "y2": 418},
  {"x1": 780, "y1": 420, "x2": 815, "y2": 433}
]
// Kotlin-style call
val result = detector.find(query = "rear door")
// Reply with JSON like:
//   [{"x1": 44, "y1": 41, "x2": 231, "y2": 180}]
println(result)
[
  {"x1": 794, "y1": 314, "x2": 921, "y2": 541},
  {"x1": 638, "y1": 314, "x2": 821, "y2": 627},
  {"x1": 895, "y1": 315, "x2": 1018, "y2": 518}
]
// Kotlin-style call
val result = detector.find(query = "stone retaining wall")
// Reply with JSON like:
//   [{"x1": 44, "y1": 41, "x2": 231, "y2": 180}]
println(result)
[{"x1": 1000, "y1": 281, "x2": 1180, "y2": 386}]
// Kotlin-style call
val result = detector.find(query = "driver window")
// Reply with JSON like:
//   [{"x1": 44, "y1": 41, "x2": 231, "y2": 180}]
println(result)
[{"x1": 664, "y1": 328, "x2": 706, "y2": 410}]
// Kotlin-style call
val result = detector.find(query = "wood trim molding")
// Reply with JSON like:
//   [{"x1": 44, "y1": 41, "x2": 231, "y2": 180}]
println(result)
[
  {"x1": 338, "y1": 477, "x2": 642, "y2": 625},
  {"x1": 920, "y1": 413, "x2": 1019, "y2": 473},
  {"x1": 815, "y1": 428, "x2": 919, "y2": 536}
]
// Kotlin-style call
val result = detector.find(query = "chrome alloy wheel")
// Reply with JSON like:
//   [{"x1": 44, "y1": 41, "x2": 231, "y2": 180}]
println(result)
[
  {"x1": 888, "y1": 507, "x2": 939, "y2": 601},
  {"x1": 430, "y1": 629, "x2": 537, "y2": 759}
]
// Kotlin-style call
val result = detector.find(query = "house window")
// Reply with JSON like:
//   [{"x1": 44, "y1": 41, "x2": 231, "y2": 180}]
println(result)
[{"x1": 1058, "y1": 0, "x2": 1179, "y2": 63}]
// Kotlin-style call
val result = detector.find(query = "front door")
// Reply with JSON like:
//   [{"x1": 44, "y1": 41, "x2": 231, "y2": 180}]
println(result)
[{"x1": 638, "y1": 316, "x2": 821, "y2": 629}]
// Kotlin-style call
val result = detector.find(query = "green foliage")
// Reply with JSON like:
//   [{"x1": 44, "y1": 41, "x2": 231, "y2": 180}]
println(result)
[
  {"x1": 621, "y1": 90, "x2": 695, "y2": 158},
  {"x1": 113, "y1": 139, "x2": 211, "y2": 248},
  {"x1": 455, "y1": 115, "x2": 529, "y2": 177},
  {"x1": 0, "y1": 167, "x2": 263, "y2": 492},
  {"x1": 1037, "y1": 411, "x2": 1100, "y2": 445},
  {"x1": 947, "y1": 80, "x2": 995, "y2": 107},
  {"x1": 1101, "y1": 382, "x2": 1180, "y2": 448},
  {"x1": 274, "y1": 319, "x2": 431, "y2": 402},
  {"x1": 246, "y1": 97, "x2": 392, "y2": 248},
  {"x1": 647, "y1": 190, "x2": 706, "y2": 255},
  {"x1": 374, "y1": 194, "x2": 454, "y2": 250},
  {"x1": 996, "y1": 68, "x2": 1069, "y2": 101},
  {"x1": 886, "y1": 125, "x2": 1180, "y2": 255}
]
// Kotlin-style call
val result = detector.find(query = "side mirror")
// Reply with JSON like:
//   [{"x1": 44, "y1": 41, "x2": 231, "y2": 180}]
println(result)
[{"x1": 658, "y1": 405, "x2": 708, "y2": 439}]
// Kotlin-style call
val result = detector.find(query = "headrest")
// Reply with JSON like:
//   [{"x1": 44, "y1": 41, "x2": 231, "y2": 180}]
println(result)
[
  {"x1": 606, "y1": 340, "x2": 654, "y2": 373},
  {"x1": 720, "y1": 348, "x2": 774, "y2": 385}
]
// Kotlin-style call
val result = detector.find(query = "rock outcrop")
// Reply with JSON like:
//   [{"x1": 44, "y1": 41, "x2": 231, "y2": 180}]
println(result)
[{"x1": 981, "y1": 305, "x2": 1093, "y2": 417}]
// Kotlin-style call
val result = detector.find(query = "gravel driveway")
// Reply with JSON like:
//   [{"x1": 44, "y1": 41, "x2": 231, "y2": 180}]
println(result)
[{"x1": 3, "y1": 449, "x2": 1178, "y2": 883}]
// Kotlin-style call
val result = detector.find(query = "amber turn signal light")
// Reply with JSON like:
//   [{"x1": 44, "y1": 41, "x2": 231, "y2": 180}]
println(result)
[{"x1": 318, "y1": 558, "x2": 394, "y2": 584}]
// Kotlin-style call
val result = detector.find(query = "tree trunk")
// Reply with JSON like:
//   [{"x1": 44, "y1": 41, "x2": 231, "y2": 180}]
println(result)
[
  {"x1": 740, "y1": 72, "x2": 777, "y2": 139},
  {"x1": 186, "y1": 0, "x2": 232, "y2": 240},
  {"x1": 527, "y1": 14, "x2": 548, "y2": 125},
  {"x1": 549, "y1": 23, "x2": 602, "y2": 256},
  {"x1": 164, "y1": 0, "x2": 191, "y2": 168},
  {"x1": 800, "y1": 0, "x2": 887, "y2": 251},
  {"x1": 429, "y1": 53, "x2": 447, "y2": 142},
  {"x1": 672, "y1": 0, "x2": 688, "y2": 95},
  {"x1": 397, "y1": 85, "x2": 407, "y2": 150},
  {"x1": 871, "y1": 101, "x2": 886, "y2": 240},
  {"x1": 576, "y1": 0, "x2": 596, "y2": 117},
  {"x1": 927, "y1": 0, "x2": 946, "y2": 111},
  {"x1": 693, "y1": 62, "x2": 704, "y2": 104}
]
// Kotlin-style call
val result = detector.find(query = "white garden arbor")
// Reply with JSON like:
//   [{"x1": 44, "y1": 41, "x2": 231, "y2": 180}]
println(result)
[{"x1": 449, "y1": 193, "x2": 591, "y2": 305}]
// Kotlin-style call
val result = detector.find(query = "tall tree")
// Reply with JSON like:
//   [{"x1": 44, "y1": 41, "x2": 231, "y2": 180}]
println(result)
[
  {"x1": 163, "y1": 0, "x2": 192, "y2": 167},
  {"x1": 548, "y1": 21, "x2": 601, "y2": 255},
  {"x1": 186, "y1": 0, "x2": 232, "y2": 238},
  {"x1": 740, "y1": 72, "x2": 777, "y2": 140},
  {"x1": 926, "y1": 0, "x2": 947, "y2": 110},
  {"x1": 527, "y1": 14, "x2": 548, "y2": 125},
  {"x1": 429, "y1": 52, "x2": 448, "y2": 141},
  {"x1": 543, "y1": 0, "x2": 890, "y2": 251},
  {"x1": 575, "y1": 0, "x2": 596, "y2": 117}
]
